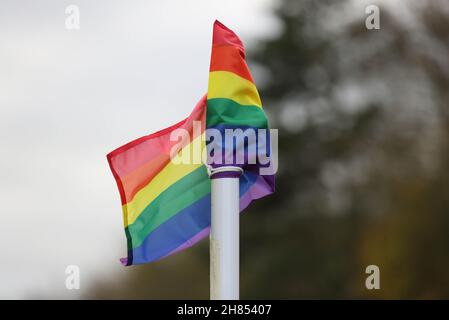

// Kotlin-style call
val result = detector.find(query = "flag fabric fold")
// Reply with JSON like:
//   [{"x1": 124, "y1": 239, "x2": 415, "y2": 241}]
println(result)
[{"x1": 107, "y1": 20, "x2": 275, "y2": 265}]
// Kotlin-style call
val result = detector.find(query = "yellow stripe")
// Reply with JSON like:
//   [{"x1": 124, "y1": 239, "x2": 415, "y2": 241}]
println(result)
[
  {"x1": 208, "y1": 71, "x2": 262, "y2": 108},
  {"x1": 123, "y1": 133, "x2": 205, "y2": 227}
]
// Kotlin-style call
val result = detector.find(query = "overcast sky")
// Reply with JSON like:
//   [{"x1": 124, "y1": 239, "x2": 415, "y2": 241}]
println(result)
[{"x1": 0, "y1": 0, "x2": 278, "y2": 298}]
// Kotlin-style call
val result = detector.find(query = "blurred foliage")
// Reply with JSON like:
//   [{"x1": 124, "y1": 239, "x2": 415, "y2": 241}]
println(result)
[{"x1": 88, "y1": 0, "x2": 449, "y2": 299}]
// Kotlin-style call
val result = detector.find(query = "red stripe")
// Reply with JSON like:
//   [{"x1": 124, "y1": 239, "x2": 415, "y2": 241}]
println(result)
[
  {"x1": 107, "y1": 95, "x2": 206, "y2": 205},
  {"x1": 120, "y1": 153, "x2": 169, "y2": 204},
  {"x1": 107, "y1": 95, "x2": 206, "y2": 178},
  {"x1": 210, "y1": 45, "x2": 254, "y2": 83},
  {"x1": 212, "y1": 20, "x2": 245, "y2": 58},
  {"x1": 107, "y1": 151, "x2": 127, "y2": 207}
]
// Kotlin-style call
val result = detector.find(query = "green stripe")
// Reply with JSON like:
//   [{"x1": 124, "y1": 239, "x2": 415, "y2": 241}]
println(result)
[
  {"x1": 126, "y1": 166, "x2": 211, "y2": 249},
  {"x1": 206, "y1": 98, "x2": 268, "y2": 128}
]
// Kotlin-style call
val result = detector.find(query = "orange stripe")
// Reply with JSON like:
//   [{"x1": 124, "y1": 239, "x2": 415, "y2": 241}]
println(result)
[
  {"x1": 108, "y1": 95, "x2": 207, "y2": 178},
  {"x1": 121, "y1": 153, "x2": 169, "y2": 204},
  {"x1": 210, "y1": 45, "x2": 254, "y2": 83},
  {"x1": 119, "y1": 116, "x2": 205, "y2": 204}
]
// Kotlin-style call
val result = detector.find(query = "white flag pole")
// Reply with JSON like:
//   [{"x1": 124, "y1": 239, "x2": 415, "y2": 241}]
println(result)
[{"x1": 209, "y1": 166, "x2": 243, "y2": 300}]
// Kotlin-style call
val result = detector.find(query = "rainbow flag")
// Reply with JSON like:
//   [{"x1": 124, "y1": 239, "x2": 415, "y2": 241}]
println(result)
[
  {"x1": 206, "y1": 21, "x2": 273, "y2": 177},
  {"x1": 107, "y1": 21, "x2": 274, "y2": 266}
]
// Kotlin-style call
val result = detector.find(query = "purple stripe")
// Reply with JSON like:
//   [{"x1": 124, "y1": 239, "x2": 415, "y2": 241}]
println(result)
[
  {"x1": 158, "y1": 175, "x2": 273, "y2": 260},
  {"x1": 123, "y1": 174, "x2": 274, "y2": 265},
  {"x1": 211, "y1": 171, "x2": 242, "y2": 179},
  {"x1": 240, "y1": 175, "x2": 274, "y2": 211},
  {"x1": 162, "y1": 226, "x2": 211, "y2": 258}
]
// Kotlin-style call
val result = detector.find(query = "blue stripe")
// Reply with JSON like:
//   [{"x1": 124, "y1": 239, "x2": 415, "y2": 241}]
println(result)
[
  {"x1": 206, "y1": 124, "x2": 267, "y2": 134},
  {"x1": 130, "y1": 194, "x2": 212, "y2": 264},
  {"x1": 240, "y1": 171, "x2": 258, "y2": 196},
  {"x1": 205, "y1": 124, "x2": 272, "y2": 168},
  {"x1": 128, "y1": 171, "x2": 261, "y2": 265}
]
